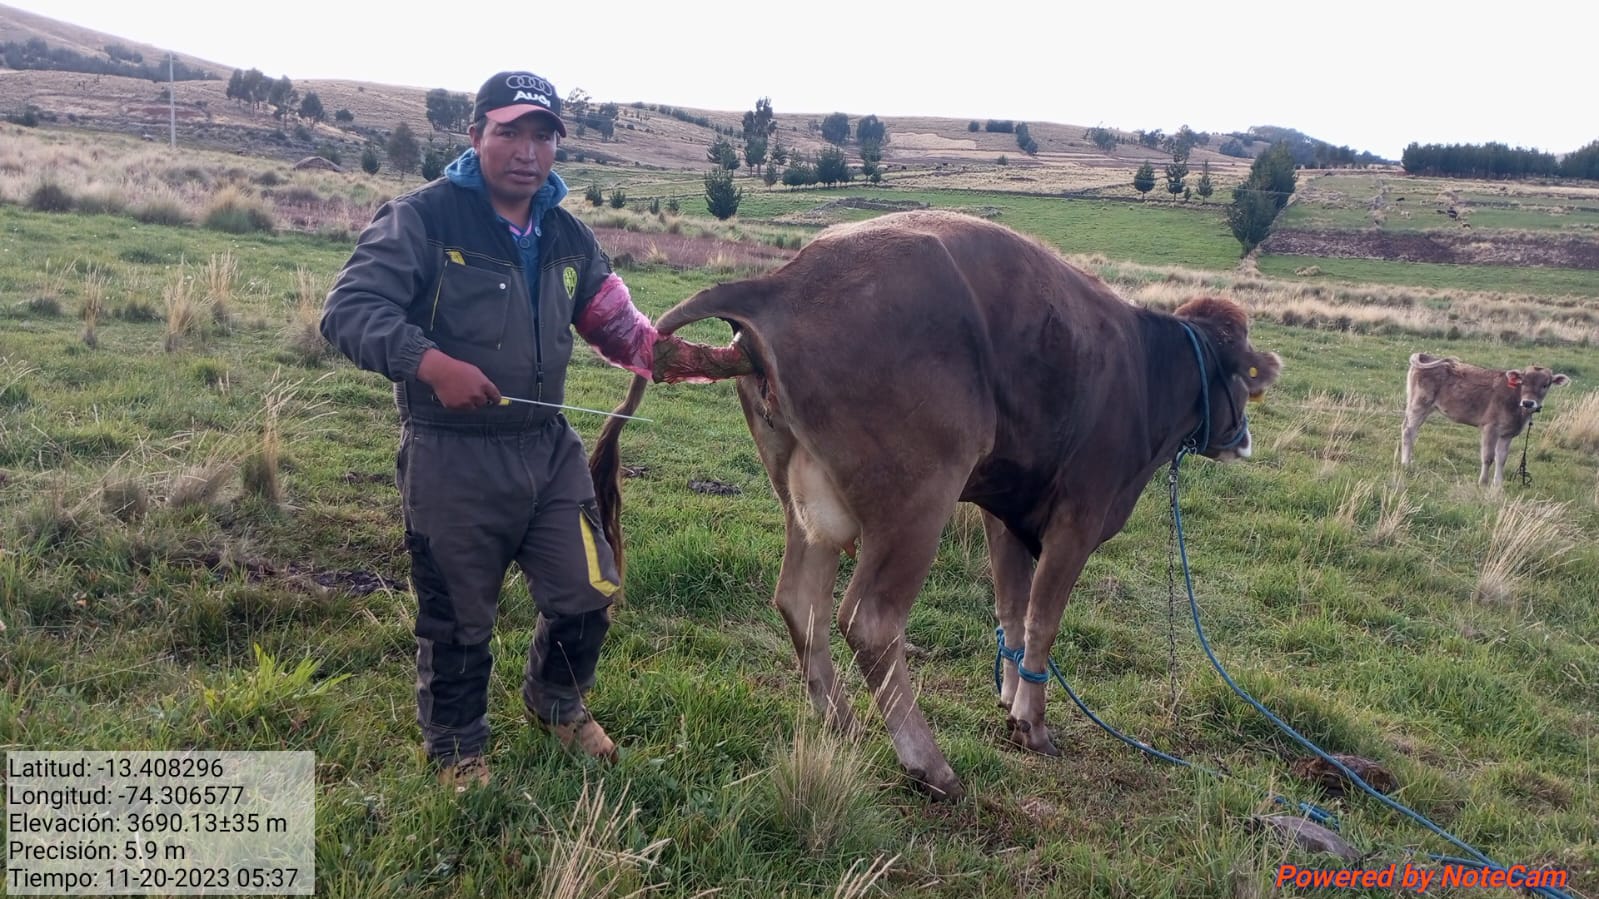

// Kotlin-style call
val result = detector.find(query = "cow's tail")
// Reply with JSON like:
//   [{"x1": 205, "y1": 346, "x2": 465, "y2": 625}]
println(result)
[
  {"x1": 589, "y1": 373, "x2": 651, "y2": 580},
  {"x1": 1409, "y1": 352, "x2": 1454, "y2": 370},
  {"x1": 588, "y1": 277, "x2": 775, "y2": 581}
]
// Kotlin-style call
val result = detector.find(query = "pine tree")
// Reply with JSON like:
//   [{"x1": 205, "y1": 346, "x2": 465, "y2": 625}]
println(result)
[
  {"x1": 1133, "y1": 162, "x2": 1156, "y2": 197},
  {"x1": 704, "y1": 168, "x2": 743, "y2": 220},
  {"x1": 386, "y1": 123, "x2": 420, "y2": 177}
]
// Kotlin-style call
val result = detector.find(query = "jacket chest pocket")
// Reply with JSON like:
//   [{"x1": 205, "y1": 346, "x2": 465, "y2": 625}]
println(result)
[{"x1": 430, "y1": 261, "x2": 513, "y2": 347}]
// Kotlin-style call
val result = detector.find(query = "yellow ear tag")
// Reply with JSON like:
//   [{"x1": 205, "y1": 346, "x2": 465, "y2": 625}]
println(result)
[{"x1": 1248, "y1": 366, "x2": 1259, "y2": 378}]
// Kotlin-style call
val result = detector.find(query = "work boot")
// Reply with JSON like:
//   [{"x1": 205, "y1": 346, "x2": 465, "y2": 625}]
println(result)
[
  {"x1": 530, "y1": 708, "x2": 618, "y2": 763},
  {"x1": 436, "y1": 755, "x2": 490, "y2": 792}
]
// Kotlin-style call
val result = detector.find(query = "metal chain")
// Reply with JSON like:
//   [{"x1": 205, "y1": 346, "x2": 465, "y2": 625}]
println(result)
[
  {"x1": 1165, "y1": 460, "x2": 1181, "y2": 730},
  {"x1": 1518, "y1": 414, "x2": 1536, "y2": 487}
]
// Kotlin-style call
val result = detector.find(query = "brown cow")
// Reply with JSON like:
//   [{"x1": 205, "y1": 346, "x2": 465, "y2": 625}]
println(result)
[
  {"x1": 591, "y1": 211, "x2": 1282, "y2": 800},
  {"x1": 1400, "y1": 352, "x2": 1571, "y2": 488}
]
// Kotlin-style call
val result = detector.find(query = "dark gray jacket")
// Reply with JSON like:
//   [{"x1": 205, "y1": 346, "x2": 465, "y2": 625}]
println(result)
[{"x1": 322, "y1": 178, "x2": 611, "y2": 431}]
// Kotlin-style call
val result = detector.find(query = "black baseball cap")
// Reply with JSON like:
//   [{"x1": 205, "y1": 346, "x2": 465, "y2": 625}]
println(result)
[{"x1": 472, "y1": 71, "x2": 566, "y2": 136}]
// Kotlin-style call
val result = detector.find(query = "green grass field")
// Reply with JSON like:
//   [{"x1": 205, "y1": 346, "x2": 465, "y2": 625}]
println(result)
[
  {"x1": 1255, "y1": 253, "x2": 1599, "y2": 298},
  {"x1": 2, "y1": 169, "x2": 1596, "y2": 898}
]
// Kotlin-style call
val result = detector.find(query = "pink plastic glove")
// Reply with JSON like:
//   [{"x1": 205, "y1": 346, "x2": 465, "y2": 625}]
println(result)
[{"x1": 573, "y1": 274, "x2": 658, "y2": 378}]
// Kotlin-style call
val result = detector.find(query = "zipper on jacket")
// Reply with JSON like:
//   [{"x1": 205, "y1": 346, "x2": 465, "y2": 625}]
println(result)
[{"x1": 532, "y1": 221, "x2": 544, "y2": 401}]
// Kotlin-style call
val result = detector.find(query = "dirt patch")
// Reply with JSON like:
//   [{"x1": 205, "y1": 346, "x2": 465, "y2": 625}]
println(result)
[
  {"x1": 894, "y1": 132, "x2": 978, "y2": 151},
  {"x1": 157, "y1": 546, "x2": 403, "y2": 596},
  {"x1": 1261, "y1": 228, "x2": 1599, "y2": 270}
]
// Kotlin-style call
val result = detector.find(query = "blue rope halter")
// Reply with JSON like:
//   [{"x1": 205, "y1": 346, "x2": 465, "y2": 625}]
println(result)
[{"x1": 1177, "y1": 321, "x2": 1250, "y2": 454}]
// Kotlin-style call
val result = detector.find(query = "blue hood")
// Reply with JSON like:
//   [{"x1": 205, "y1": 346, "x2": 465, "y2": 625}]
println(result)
[{"x1": 445, "y1": 148, "x2": 568, "y2": 219}]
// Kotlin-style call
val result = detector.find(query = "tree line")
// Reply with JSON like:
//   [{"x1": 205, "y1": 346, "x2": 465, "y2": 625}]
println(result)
[
  {"x1": 1400, "y1": 141, "x2": 1559, "y2": 179},
  {"x1": 1400, "y1": 138, "x2": 1599, "y2": 181},
  {"x1": 1, "y1": 39, "x2": 212, "y2": 81}
]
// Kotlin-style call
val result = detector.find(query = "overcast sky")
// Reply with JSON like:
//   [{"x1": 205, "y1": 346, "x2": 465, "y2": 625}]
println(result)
[{"x1": 11, "y1": 0, "x2": 1590, "y2": 160}]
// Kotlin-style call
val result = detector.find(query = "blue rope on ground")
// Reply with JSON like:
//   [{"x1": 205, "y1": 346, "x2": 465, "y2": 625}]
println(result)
[
  {"x1": 1164, "y1": 448, "x2": 1575, "y2": 899},
  {"x1": 994, "y1": 627, "x2": 1338, "y2": 828}
]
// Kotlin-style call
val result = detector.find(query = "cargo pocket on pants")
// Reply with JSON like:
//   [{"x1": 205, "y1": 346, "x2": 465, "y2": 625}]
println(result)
[{"x1": 406, "y1": 531, "x2": 456, "y2": 641}]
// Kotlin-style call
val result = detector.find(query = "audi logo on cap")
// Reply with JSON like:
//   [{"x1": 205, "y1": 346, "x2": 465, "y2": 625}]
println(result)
[{"x1": 505, "y1": 74, "x2": 552, "y2": 92}]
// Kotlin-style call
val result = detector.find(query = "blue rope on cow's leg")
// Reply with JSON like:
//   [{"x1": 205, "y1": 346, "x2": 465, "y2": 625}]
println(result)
[{"x1": 993, "y1": 627, "x2": 1027, "y2": 693}]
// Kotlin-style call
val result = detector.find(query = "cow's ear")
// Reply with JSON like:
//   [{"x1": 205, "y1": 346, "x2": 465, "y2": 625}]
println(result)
[
  {"x1": 1505, "y1": 370, "x2": 1522, "y2": 388},
  {"x1": 1552, "y1": 373, "x2": 1571, "y2": 387},
  {"x1": 1240, "y1": 351, "x2": 1282, "y2": 399}
]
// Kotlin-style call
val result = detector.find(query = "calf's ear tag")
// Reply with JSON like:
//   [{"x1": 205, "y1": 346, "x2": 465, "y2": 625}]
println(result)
[{"x1": 1248, "y1": 366, "x2": 1259, "y2": 378}]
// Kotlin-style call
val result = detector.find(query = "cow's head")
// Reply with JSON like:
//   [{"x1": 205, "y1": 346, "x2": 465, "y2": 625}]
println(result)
[
  {"x1": 1504, "y1": 366, "x2": 1571, "y2": 412},
  {"x1": 1175, "y1": 297, "x2": 1282, "y2": 461}
]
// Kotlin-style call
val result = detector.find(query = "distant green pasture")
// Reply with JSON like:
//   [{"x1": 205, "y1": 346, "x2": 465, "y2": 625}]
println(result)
[
  {"x1": 1258, "y1": 253, "x2": 1599, "y2": 297},
  {"x1": 730, "y1": 188, "x2": 1243, "y2": 270}
]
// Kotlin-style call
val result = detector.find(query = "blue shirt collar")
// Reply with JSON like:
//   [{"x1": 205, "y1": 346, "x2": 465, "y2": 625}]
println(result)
[{"x1": 445, "y1": 148, "x2": 568, "y2": 224}]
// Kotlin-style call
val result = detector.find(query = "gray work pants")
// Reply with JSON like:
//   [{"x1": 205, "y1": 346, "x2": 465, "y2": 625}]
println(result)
[{"x1": 397, "y1": 415, "x2": 620, "y2": 765}]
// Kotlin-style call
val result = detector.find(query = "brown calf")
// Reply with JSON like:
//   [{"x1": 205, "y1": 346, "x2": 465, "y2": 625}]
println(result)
[
  {"x1": 591, "y1": 211, "x2": 1281, "y2": 800},
  {"x1": 1400, "y1": 352, "x2": 1570, "y2": 488}
]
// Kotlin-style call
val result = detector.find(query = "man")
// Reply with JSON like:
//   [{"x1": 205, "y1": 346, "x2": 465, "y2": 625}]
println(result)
[{"x1": 321, "y1": 70, "x2": 741, "y2": 790}]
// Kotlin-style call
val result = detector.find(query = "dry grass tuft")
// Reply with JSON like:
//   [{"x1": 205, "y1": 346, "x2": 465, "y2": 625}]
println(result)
[
  {"x1": 13, "y1": 484, "x2": 92, "y2": 550},
  {"x1": 1476, "y1": 498, "x2": 1574, "y2": 606},
  {"x1": 80, "y1": 266, "x2": 108, "y2": 349},
  {"x1": 1334, "y1": 479, "x2": 1375, "y2": 530},
  {"x1": 162, "y1": 264, "x2": 210, "y2": 353},
  {"x1": 241, "y1": 386, "x2": 289, "y2": 506},
  {"x1": 944, "y1": 503, "x2": 990, "y2": 576},
  {"x1": 284, "y1": 267, "x2": 333, "y2": 365},
  {"x1": 767, "y1": 725, "x2": 882, "y2": 854},
  {"x1": 1317, "y1": 406, "x2": 1355, "y2": 477},
  {"x1": 166, "y1": 459, "x2": 235, "y2": 510},
  {"x1": 1372, "y1": 481, "x2": 1419, "y2": 545},
  {"x1": 202, "y1": 251, "x2": 239, "y2": 329},
  {"x1": 833, "y1": 855, "x2": 898, "y2": 899},
  {"x1": 39, "y1": 256, "x2": 78, "y2": 303},
  {"x1": 100, "y1": 477, "x2": 150, "y2": 523},
  {"x1": 1545, "y1": 392, "x2": 1599, "y2": 455},
  {"x1": 1335, "y1": 477, "x2": 1417, "y2": 544},
  {"x1": 537, "y1": 781, "x2": 670, "y2": 899}
]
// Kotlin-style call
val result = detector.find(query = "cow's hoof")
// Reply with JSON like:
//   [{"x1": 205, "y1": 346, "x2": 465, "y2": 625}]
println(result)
[
  {"x1": 908, "y1": 765, "x2": 965, "y2": 803},
  {"x1": 1007, "y1": 717, "x2": 1062, "y2": 757}
]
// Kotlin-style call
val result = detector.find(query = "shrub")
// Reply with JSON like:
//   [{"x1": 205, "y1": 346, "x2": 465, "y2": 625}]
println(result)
[
  {"x1": 114, "y1": 301, "x2": 160, "y2": 322},
  {"x1": 585, "y1": 182, "x2": 604, "y2": 206},
  {"x1": 75, "y1": 188, "x2": 127, "y2": 216},
  {"x1": 202, "y1": 187, "x2": 275, "y2": 234},
  {"x1": 191, "y1": 358, "x2": 229, "y2": 388},
  {"x1": 26, "y1": 181, "x2": 74, "y2": 213},
  {"x1": 23, "y1": 296, "x2": 62, "y2": 317},
  {"x1": 608, "y1": 189, "x2": 627, "y2": 209},
  {"x1": 129, "y1": 198, "x2": 191, "y2": 226}
]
